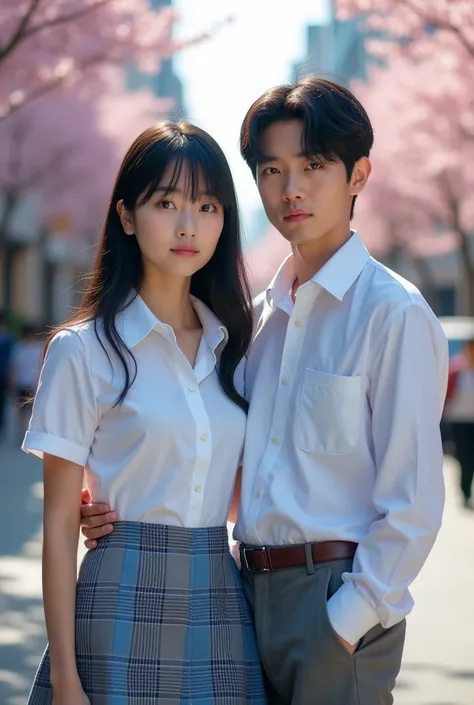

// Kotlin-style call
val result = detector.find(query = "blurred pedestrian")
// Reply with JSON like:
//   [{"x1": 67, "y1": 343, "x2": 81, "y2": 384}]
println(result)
[
  {"x1": 0, "y1": 309, "x2": 15, "y2": 440},
  {"x1": 10, "y1": 323, "x2": 44, "y2": 439},
  {"x1": 444, "y1": 337, "x2": 474, "y2": 509},
  {"x1": 23, "y1": 122, "x2": 265, "y2": 705}
]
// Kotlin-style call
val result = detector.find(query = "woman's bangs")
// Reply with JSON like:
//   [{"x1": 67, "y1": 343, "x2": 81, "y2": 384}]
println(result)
[{"x1": 138, "y1": 139, "x2": 229, "y2": 208}]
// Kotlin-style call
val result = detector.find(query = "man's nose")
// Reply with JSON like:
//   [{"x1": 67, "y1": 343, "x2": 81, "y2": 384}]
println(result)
[{"x1": 283, "y1": 175, "x2": 304, "y2": 201}]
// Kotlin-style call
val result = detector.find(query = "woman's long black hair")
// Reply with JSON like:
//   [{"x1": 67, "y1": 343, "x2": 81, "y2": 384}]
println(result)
[{"x1": 45, "y1": 121, "x2": 253, "y2": 411}]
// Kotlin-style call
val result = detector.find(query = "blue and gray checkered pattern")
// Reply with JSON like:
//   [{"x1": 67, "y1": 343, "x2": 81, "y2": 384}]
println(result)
[{"x1": 28, "y1": 521, "x2": 266, "y2": 704}]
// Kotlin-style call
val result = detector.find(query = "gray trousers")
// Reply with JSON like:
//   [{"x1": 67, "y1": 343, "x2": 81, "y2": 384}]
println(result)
[{"x1": 240, "y1": 554, "x2": 406, "y2": 705}]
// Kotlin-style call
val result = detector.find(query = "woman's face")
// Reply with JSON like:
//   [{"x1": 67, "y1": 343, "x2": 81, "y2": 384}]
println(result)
[{"x1": 117, "y1": 161, "x2": 224, "y2": 280}]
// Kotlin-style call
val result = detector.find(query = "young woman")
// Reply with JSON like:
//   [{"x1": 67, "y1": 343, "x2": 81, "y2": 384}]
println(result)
[{"x1": 24, "y1": 121, "x2": 266, "y2": 704}]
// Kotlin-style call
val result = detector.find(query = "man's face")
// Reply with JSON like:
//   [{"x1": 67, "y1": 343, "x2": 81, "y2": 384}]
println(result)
[{"x1": 256, "y1": 119, "x2": 369, "y2": 247}]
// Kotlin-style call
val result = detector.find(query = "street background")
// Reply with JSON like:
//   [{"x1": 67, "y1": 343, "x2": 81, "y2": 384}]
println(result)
[
  {"x1": 1, "y1": 1, "x2": 474, "y2": 703},
  {"x1": 1, "y1": 404, "x2": 474, "y2": 704}
]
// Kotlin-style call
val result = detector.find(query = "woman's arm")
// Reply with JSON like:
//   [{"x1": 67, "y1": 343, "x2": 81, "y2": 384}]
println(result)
[
  {"x1": 228, "y1": 466, "x2": 242, "y2": 524},
  {"x1": 42, "y1": 452, "x2": 89, "y2": 700}
]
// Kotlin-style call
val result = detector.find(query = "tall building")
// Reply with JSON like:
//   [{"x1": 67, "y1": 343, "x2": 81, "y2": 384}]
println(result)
[
  {"x1": 127, "y1": 0, "x2": 185, "y2": 118},
  {"x1": 293, "y1": 2, "x2": 382, "y2": 85}
]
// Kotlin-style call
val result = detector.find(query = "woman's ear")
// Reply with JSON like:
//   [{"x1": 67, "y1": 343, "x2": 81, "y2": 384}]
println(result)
[{"x1": 116, "y1": 200, "x2": 135, "y2": 235}]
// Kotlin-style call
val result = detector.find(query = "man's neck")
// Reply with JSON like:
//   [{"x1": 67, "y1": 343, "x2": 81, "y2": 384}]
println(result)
[{"x1": 291, "y1": 228, "x2": 352, "y2": 294}]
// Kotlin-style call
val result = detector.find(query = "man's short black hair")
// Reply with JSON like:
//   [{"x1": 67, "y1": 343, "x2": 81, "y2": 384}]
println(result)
[{"x1": 240, "y1": 75, "x2": 374, "y2": 218}]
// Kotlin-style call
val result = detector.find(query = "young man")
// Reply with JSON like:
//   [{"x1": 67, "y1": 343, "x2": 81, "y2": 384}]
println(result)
[{"x1": 80, "y1": 77, "x2": 448, "y2": 704}]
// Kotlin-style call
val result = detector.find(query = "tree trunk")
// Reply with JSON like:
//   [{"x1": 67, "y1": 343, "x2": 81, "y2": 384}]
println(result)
[
  {"x1": 0, "y1": 190, "x2": 19, "y2": 313},
  {"x1": 410, "y1": 256, "x2": 439, "y2": 312},
  {"x1": 457, "y1": 227, "x2": 474, "y2": 315}
]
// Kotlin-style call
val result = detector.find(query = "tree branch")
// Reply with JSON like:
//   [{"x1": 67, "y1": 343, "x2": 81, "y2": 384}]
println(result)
[
  {"x1": 0, "y1": 187, "x2": 19, "y2": 246},
  {"x1": 400, "y1": 0, "x2": 474, "y2": 57},
  {"x1": 0, "y1": 53, "x2": 107, "y2": 122},
  {"x1": 0, "y1": 0, "x2": 42, "y2": 63},
  {"x1": 22, "y1": 0, "x2": 112, "y2": 42}
]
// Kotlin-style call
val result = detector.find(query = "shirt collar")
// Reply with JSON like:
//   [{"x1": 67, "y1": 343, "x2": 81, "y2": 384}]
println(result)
[
  {"x1": 266, "y1": 231, "x2": 370, "y2": 306},
  {"x1": 116, "y1": 292, "x2": 228, "y2": 352},
  {"x1": 190, "y1": 296, "x2": 229, "y2": 352}
]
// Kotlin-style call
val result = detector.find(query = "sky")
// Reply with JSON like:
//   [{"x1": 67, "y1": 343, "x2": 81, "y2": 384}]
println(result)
[{"x1": 173, "y1": 0, "x2": 330, "y2": 241}]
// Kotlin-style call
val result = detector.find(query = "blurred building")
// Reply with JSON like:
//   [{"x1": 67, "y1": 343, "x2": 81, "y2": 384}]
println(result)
[
  {"x1": 127, "y1": 0, "x2": 185, "y2": 118},
  {"x1": 0, "y1": 193, "x2": 91, "y2": 326},
  {"x1": 293, "y1": 1, "x2": 383, "y2": 85},
  {"x1": 384, "y1": 241, "x2": 469, "y2": 317}
]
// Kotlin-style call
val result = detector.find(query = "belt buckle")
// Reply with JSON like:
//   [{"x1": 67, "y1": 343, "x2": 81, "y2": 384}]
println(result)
[{"x1": 243, "y1": 546, "x2": 270, "y2": 572}]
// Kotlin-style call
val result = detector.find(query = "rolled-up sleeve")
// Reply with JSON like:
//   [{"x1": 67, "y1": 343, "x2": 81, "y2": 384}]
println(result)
[
  {"x1": 22, "y1": 329, "x2": 98, "y2": 466},
  {"x1": 326, "y1": 303, "x2": 449, "y2": 644}
]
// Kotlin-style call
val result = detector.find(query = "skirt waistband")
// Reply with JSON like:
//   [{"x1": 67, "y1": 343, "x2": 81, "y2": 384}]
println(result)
[{"x1": 97, "y1": 520, "x2": 230, "y2": 554}]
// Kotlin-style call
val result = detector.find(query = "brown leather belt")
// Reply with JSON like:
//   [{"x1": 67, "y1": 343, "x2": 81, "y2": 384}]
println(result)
[{"x1": 241, "y1": 540, "x2": 358, "y2": 573}]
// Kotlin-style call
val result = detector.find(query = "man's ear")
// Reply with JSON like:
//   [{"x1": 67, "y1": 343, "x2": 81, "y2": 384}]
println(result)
[{"x1": 349, "y1": 157, "x2": 371, "y2": 197}]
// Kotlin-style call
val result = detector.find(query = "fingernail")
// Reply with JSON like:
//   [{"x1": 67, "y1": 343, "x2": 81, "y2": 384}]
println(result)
[{"x1": 111, "y1": 513, "x2": 117, "y2": 520}]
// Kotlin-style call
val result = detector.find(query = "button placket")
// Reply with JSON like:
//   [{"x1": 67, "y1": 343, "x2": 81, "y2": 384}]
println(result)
[
  {"x1": 179, "y1": 367, "x2": 213, "y2": 526},
  {"x1": 249, "y1": 298, "x2": 310, "y2": 535}
]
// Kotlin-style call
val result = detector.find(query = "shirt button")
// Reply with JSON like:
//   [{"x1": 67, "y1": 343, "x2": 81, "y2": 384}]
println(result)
[
  {"x1": 194, "y1": 485, "x2": 202, "y2": 493},
  {"x1": 200, "y1": 433, "x2": 209, "y2": 442},
  {"x1": 188, "y1": 384, "x2": 197, "y2": 392},
  {"x1": 271, "y1": 435, "x2": 280, "y2": 445},
  {"x1": 281, "y1": 376, "x2": 290, "y2": 385},
  {"x1": 295, "y1": 319, "x2": 303, "y2": 328}
]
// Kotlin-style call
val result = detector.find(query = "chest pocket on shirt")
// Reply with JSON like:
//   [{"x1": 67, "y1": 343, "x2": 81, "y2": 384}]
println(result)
[{"x1": 296, "y1": 369, "x2": 361, "y2": 455}]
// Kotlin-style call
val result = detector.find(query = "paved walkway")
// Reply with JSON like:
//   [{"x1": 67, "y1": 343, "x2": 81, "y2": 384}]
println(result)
[{"x1": 0, "y1": 434, "x2": 473, "y2": 704}]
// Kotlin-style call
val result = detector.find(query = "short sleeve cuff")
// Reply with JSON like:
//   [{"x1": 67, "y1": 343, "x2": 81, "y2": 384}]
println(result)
[
  {"x1": 326, "y1": 580, "x2": 380, "y2": 645},
  {"x1": 22, "y1": 431, "x2": 89, "y2": 467}
]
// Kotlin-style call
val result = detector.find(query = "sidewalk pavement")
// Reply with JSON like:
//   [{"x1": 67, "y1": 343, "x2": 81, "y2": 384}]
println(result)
[{"x1": 0, "y1": 438, "x2": 473, "y2": 704}]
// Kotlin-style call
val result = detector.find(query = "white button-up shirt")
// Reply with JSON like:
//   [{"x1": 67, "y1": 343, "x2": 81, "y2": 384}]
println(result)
[
  {"x1": 234, "y1": 232, "x2": 449, "y2": 645},
  {"x1": 23, "y1": 294, "x2": 246, "y2": 528}
]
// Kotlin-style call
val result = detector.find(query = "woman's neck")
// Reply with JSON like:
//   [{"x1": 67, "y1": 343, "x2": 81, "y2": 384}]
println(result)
[{"x1": 138, "y1": 273, "x2": 200, "y2": 331}]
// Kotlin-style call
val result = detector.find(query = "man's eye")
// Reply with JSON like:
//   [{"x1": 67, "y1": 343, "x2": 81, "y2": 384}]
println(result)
[
  {"x1": 262, "y1": 167, "x2": 280, "y2": 175},
  {"x1": 307, "y1": 161, "x2": 322, "y2": 171}
]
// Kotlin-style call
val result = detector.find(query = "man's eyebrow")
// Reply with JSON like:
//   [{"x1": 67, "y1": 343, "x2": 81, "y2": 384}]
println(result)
[
  {"x1": 257, "y1": 154, "x2": 277, "y2": 164},
  {"x1": 257, "y1": 152, "x2": 315, "y2": 163}
]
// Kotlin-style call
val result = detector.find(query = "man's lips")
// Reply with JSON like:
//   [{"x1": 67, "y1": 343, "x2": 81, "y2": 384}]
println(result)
[{"x1": 283, "y1": 211, "x2": 312, "y2": 223}]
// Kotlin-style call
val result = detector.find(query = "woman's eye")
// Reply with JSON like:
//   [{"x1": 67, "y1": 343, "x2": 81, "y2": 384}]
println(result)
[
  {"x1": 158, "y1": 200, "x2": 175, "y2": 209},
  {"x1": 262, "y1": 166, "x2": 280, "y2": 175},
  {"x1": 201, "y1": 203, "x2": 219, "y2": 213}
]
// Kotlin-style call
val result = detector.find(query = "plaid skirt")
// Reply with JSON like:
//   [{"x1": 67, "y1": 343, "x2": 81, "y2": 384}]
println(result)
[{"x1": 28, "y1": 521, "x2": 266, "y2": 704}]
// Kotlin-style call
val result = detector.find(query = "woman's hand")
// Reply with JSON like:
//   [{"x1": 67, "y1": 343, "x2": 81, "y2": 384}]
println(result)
[{"x1": 230, "y1": 541, "x2": 241, "y2": 569}]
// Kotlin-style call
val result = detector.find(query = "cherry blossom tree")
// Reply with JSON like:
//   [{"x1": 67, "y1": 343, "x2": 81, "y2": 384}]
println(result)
[
  {"x1": 335, "y1": 0, "x2": 474, "y2": 58},
  {"x1": 0, "y1": 74, "x2": 163, "y2": 308},
  {"x1": 333, "y1": 0, "x2": 474, "y2": 313},
  {"x1": 0, "y1": 0, "x2": 207, "y2": 121}
]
